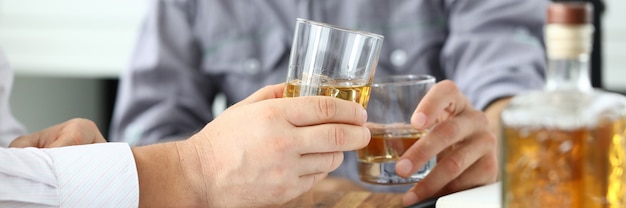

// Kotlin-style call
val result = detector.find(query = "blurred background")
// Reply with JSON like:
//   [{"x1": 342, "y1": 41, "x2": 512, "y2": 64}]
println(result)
[{"x1": 0, "y1": 0, "x2": 624, "y2": 138}]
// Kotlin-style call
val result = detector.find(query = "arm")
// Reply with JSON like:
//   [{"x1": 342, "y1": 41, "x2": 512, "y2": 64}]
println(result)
[
  {"x1": 134, "y1": 84, "x2": 372, "y2": 207},
  {"x1": 110, "y1": 0, "x2": 217, "y2": 145},
  {"x1": 131, "y1": 142, "x2": 201, "y2": 207},
  {"x1": 0, "y1": 143, "x2": 139, "y2": 207},
  {"x1": 442, "y1": 0, "x2": 546, "y2": 111}
]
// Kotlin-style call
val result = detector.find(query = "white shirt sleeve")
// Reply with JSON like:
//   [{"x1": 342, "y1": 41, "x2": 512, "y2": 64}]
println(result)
[{"x1": 0, "y1": 142, "x2": 139, "y2": 208}]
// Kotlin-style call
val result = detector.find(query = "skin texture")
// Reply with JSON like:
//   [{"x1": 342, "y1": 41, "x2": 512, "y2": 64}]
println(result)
[
  {"x1": 170, "y1": 84, "x2": 372, "y2": 207},
  {"x1": 396, "y1": 80, "x2": 508, "y2": 206}
]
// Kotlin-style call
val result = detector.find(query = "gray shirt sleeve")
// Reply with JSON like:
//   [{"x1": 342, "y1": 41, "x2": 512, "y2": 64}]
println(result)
[
  {"x1": 109, "y1": 0, "x2": 217, "y2": 145},
  {"x1": 442, "y1": 0, "x2": 547, "y2": 110},
  {"x1": 0, "y1": 51, "x2": 28, "y2": 147}
]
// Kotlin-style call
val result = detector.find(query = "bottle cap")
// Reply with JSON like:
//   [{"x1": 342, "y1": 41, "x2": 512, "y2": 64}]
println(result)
[{"x1": 547, "y1": 2, "x2": 593, "y2": 25}]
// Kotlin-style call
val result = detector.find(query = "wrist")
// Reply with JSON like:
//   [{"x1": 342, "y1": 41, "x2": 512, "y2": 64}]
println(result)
[
  {"x1": 131, "y1": 142, "x2": 204, "y2": 207},
  {"x1": 175, "y1": 140, "x2": 214, "y2": 206}
]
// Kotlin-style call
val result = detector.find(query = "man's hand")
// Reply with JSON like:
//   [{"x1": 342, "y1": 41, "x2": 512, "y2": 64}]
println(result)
[
  {"x1": 9, "y1": 118, "x2": 106, "y2": 148},
  {"x1": 397, "y1": 80, "x2": 500, "y2": 206},
  {"x1": 133, "y1": 84, "x2": 371, "y2": 208}
]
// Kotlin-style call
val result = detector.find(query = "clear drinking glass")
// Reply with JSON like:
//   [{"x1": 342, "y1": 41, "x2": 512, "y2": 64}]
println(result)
[
  {"x1": 283, "y1": 18, "x2": 384, "y2": 108},
  {"x1": 358, "y1": 74, "x2": 437, "y2": 184}
]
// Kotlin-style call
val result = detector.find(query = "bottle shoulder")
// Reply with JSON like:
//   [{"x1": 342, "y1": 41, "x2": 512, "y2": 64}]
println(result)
[{"x1": 502, "y1": 89, "x2": 626, "y2": 129}]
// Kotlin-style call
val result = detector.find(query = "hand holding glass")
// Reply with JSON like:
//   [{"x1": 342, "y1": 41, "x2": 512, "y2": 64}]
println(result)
[{"x1": 357, "y1": 74, "x2": 436, "y2": 184}]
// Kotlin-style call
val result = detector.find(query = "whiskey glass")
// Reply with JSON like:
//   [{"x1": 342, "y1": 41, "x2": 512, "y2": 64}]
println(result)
[
  {"x1": 283, "y1": 18, "x2": 384, "y2": 108},
  {"x1": 358, "y1": 74, "x2": 436, "y2": 184}
]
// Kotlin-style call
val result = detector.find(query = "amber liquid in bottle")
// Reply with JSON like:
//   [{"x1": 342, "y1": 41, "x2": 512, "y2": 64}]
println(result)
[
  {"x1": 501, "y1": 2, "x2": 626, "y2": 208},
  {"x1": 503, "y1": 117, "x2": 626, "y2": 208}
]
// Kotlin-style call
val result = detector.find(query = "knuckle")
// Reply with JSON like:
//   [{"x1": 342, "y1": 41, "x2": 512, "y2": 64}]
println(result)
[
  {"x1": 64, "y1": 118, "x2": 101, "y2": 144},
  {"x1": 433, "y1": 121, "x2": 460, "y2": 145},
  {"x1": 443, "y1": 155, "x2": 464, "y2": 176},
  {"x1": 471, "y1": 110, "x2": 489, "y2": 125},
  {"x1": 259, "y1": 106, "x2": 282, "y2": 123},
  {"x1": 438, "y1": 80, "x2": 460, "y2": 93},
  {"x1": 270, "y1": 135, "x2": 293, "y2": 152},
  {"x1": 68, "y1": 118, "x2": 96, "y2": 127},
  {"x1": 67, "y1": 131, "x2": 83, "y2": 145},
  {"x1": 316, "y1": 97, "x2": 337, "y2": 120},
  {"x1": 64, "y1": 118, "x2": 99, "y2": 135},
  {"x1": 329, "y1": 126, "x2": 347, "y2": 148},
  {"x1": 411, "y1": 146, "x2": 431, "y2": 164}
]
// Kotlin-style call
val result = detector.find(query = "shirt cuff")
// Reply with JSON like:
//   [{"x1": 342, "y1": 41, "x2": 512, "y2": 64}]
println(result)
[{"x1": 44, "y1": 142, "x2": 139, "y2": 207}]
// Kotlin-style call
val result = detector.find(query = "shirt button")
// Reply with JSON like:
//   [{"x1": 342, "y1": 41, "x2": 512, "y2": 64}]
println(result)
[
  {"x1": 243, "y1": 58, "x2": 261, "y2": 75},
  {"x1": 390, "y1": 49, "x2": 407, "y2": 67}
]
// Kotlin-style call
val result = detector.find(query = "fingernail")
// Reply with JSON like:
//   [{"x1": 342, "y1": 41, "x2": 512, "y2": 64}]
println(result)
[
  {"x1": 403, "y1": 192, "x2": 419, "y2": 206},
  {"x1": 396, "y1": 159, "x2": 413, "y2": 176},
  {"x1": 412, "y1": 112, "x2": 427, "y2": 128}
]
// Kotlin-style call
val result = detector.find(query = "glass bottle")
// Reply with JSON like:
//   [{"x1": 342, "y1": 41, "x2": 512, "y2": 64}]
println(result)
[{"x1": 501, "y1": 2, "x2": 626, "y2": 208}]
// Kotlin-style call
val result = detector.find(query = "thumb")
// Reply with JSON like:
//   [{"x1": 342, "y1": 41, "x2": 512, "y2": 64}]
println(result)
[{"x1": 232, "y1": 83, "x2": 285, "y2": 107}]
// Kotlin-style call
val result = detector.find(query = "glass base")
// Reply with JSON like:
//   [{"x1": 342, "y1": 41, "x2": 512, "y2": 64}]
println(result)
[{"x1": 358, "y1": 157, "x2": 436, "y2": 184}]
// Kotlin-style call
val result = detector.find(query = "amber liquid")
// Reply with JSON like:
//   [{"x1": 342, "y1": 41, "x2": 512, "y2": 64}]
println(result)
[
  {"x1": 283, "y1": 79, "x2": 371, "y2": 108},
  {"x1": 503, "y1": 118, "x2": 626, "y2": 208},
  {"x1": 357, "y1": 128, "x2": 426, "y2": 163}
]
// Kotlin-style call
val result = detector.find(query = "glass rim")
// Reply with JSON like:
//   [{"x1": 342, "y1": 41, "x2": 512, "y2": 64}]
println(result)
[
  {"x1": 296, "y1": 18, "x2": 384, "y2": 40},
  {"x1": 372, "y1": 74, "x2": 436, "y2": 87}
]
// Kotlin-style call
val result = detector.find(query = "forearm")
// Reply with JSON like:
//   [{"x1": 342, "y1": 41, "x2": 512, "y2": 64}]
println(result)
[
  {"x1": 1, "y1": 143, "x2": 139, "y2": 207},
  {"x1": 132, "y1": 141, "x2": 204, "y2": 207}
]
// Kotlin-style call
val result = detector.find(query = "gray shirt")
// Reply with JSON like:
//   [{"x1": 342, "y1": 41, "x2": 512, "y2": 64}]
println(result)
[{"x1": 111, "y1": 0, "x2": 547, "y2": 192}]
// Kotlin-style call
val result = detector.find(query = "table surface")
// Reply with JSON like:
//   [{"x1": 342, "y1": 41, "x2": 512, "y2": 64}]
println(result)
[{"x1": 282, "y1": 191, "x2": 404, "y2": 208}]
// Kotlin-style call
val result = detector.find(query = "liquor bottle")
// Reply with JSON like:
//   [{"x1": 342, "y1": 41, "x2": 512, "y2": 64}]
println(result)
[{"x1": 501, "y1": 2, "x2": 626, "y2": 208}]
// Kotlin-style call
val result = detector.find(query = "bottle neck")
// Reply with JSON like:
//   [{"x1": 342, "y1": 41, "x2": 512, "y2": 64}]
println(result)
[
  {"x1": 544, "y1": 24, "x2": 594, "y2": 92},
  {"x1": 545, "y1": 55, "x2": 592, "y2": 92}
]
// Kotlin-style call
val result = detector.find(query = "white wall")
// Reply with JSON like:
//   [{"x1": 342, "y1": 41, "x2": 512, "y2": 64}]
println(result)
[
  {"x1": 1, "y1": 0, "x2": 625, "y2": 135},
  {"x1": 1, "y1": 0, "x2": 143, "y2": 135},
  {"x1": 603, "y1": 0, "x2": 626, "y2": 90},
  {"x1": 0, "y1": 0, "x2": 144, "y2": 78}
]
